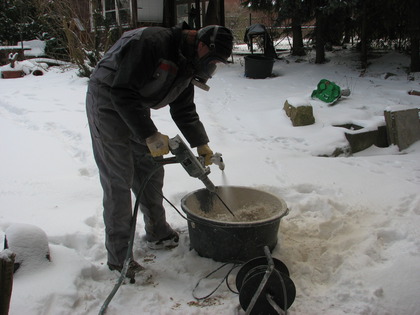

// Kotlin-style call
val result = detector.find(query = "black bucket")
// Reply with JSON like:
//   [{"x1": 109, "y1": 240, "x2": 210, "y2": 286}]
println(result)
[
  {"x1": 181, "y1": 186, "x2": 289, "y2": 263},
  {"x1": 244, "y1": 55, "x2": 275, "y2": 79}
]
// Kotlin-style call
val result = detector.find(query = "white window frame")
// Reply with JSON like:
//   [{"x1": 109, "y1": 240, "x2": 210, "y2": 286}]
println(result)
[{"x1": 100, "y1": 0, "x2": 133, "y2": 27}]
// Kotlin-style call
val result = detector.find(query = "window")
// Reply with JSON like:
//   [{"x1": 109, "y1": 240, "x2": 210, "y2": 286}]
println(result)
[
  {"x1": 100, "y1": 0, "x2": 132, "y2": 27},
  {"x1": 175, "y1": 0, "x2": 208, "y2": 29}
]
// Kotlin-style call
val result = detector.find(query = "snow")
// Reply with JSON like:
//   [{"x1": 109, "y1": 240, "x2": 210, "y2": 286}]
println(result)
[
  {"x1": 1, "y1": 47, "x2": 420, "y2": 315},
  {"x1": 19, "y1": 39, "x2": 46, "y2": 57},
  {"x1": 285, "y1": 97, "x2": 310, "y2": 107},
  {"x1": 0, "y1": 248, "x2": 15, "y2": 261},
  {"x1": 0, "y1": 59, "x2": 49, "y2": 75},
  {"x1": 5, "y1": 223, "x2": 50, "y2": 268}
]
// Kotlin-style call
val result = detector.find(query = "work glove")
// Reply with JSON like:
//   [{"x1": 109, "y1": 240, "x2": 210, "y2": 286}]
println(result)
[
  {"x1": 197, "y1": 144, "x2": 213, "y2": 166},
  {"x1": 146, "y1": 132, "x2": 170, "y2": 157}
]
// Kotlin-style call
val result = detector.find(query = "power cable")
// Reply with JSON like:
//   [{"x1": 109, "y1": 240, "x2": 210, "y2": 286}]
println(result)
[
  {"x1": 98, "y1": 164, "x2": 162, "y2": 315},
  {"x1": 98, "y1": 159, "x2": 276, "y2": 314}
]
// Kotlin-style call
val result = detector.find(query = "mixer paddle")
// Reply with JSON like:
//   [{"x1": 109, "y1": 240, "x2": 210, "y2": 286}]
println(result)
[{"x1": 215, "y1": 192, "x2": 236, "y2": 218}]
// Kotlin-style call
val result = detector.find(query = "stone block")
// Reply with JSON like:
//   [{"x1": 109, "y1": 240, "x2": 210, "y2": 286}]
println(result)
[
  {"x1": 283, "y1": 99, "x2": 315, "y2": 126},
  {"x1": 384, "y1": 108, "x2": 420, "y2": 150},
  {"x1": 283, "y1": 100, "x2": 293, "y2": 117}
]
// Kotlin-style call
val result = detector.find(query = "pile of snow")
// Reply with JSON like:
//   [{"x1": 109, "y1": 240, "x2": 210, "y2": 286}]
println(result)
[
  {"x1": 4, "y1": 223, "x2": 51, "y2": 271},
  {"x1": 0, "y1": 48, "x2": 419, "y2": 315},
  {"x1": 20, "y1": 39, "x2": 46, "y2": 57},
  {"x1": 0, "y1": 40, "x2": 69, "y2": 77},
  {"x1": 0, "y1": 59, "x2": 49, "y2": 76}
]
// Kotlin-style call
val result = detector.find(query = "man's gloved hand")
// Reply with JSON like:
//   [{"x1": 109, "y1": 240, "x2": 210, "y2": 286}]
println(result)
[
  {"x1": 197, "y1": 144, "x2": 213, "y2": 166},
  {"x1": 146, "y1": 132, "x2": 170, "y2": 157}
]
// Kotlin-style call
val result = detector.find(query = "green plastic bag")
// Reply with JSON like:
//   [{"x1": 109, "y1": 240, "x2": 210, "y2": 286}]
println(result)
[{"x1": 311, "y1": 79, "x2": 341, "y2": 104}]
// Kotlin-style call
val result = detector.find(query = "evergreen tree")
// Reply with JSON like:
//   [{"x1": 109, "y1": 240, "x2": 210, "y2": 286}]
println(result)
[
  {"x1": 0, "y1": 0, "x2": 41, "y2": 45},
  {"x1": 408, "y1": 0, "x2": 420, "y2": 71},
  {"x1": 307, "y1": 0, "x2": 358, "y2": 63},
  {"x1": 0, "y1": 0, "x2": 68, "y2": 59},
  {"x1": 277, "y1": 0, "x2": 312, "y2": 56}
]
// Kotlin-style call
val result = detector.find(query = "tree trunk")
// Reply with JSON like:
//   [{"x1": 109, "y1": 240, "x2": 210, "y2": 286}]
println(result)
[
  {"x1": 409, "y1": 0, "x2": 420, "y2": 72},
  {"x1": 411, "y1": 37, "x2": 420, "y2": 72},
  {"x1": 291, "y1": 15, "x2": 305, "y2": 56},
  {"x1": 0, "y1": 250, "x2": 15, "y2": 315},
  {"x1": 195, "y1": 0, "x2": 201, "y2": 29},
  {"x1": 343, "y1": 7, "x2": 353, "y2": 44},
  {"x1": 360, "y1": 1, "x2": 368, "y2": 70},
  {"x1": 315, "y1": 11, "x2": 326, "y2": 64}
]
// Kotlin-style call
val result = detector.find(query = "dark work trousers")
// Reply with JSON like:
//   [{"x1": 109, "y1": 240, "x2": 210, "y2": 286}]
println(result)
[{"x1": 86, "y1": 80, "x2": 173, "y2": 266}]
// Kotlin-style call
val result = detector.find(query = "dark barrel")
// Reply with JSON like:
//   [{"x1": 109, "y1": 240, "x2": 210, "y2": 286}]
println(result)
[
  {"x1": 244, "y1": 55, "x2": 275, "y2": 79},
  {"x1": 181, "y1": 186, "x2": 288, "y2": 263}
]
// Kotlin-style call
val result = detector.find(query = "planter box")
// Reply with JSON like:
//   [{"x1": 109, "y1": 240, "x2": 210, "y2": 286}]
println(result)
[{"x1": 1, "y1": 70, "x2": 25, "y2": 79}]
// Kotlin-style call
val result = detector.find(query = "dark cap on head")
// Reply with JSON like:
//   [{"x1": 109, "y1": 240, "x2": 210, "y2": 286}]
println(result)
[{"x1": 197, "y1": 25, "x2": 234, "y2": 61}]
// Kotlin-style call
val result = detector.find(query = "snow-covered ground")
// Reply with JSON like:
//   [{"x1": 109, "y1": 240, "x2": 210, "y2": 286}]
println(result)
[{"x1": 1, "y1": 47, "x2": 419, "y2": 315}]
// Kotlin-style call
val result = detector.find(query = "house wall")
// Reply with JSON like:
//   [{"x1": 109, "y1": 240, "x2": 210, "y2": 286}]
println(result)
[
  {"x1": 137, "y1": 0, "x2": 165, "y2": 23},
  {"x1": 71, "y1": 0, "x2": 268, "y2": 42}
]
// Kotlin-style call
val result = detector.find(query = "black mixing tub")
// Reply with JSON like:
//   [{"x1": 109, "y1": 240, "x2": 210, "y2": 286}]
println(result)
[{"x1": 181, "y1": 186, "x2": 289, "y2": 263}]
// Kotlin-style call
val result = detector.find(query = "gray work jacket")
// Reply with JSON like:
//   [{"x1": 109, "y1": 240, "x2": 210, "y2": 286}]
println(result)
[{"x1": 89, "y1": 24, "x2": 209, "y2": 147}]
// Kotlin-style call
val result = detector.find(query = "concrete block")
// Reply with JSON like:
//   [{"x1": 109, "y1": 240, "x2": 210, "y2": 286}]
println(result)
[
  {"x1": 345, "y1": 125, "x2": 388, "y2": 153},
  {"x1": 384, "y1": 108, "x2": 420, "y2": 150}
]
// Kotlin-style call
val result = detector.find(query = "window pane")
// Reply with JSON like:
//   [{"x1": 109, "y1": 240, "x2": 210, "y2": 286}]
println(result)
[
  {"x1": 105, "y1": 11, "x2": 117, "y2": 24},
  {"x1": 118, "y1": 0, "x2": 130, "y2": 9},
  {"x1": 177, "y1": 4, "x2": 188, "y2": 24},
  {"x1": 177, "y1": 4, "x2": 188, "y2": 16},
  {"x1": 98, "y1": 0, "x2": 103, "y2": 11},
  {"x1": 119, "y1": 9, "x2": 129, "y2": 25},
  {"x1": 105, "y1": 0, "x2": 115, "y2": 11}
]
